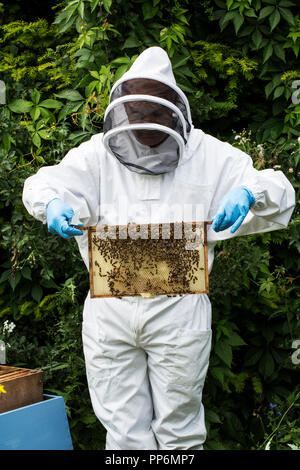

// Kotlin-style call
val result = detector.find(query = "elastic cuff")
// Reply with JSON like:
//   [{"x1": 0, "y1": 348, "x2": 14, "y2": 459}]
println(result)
[
  {"x1": 241, "y1": 186, "x2": 255, "y2": 207},
  {"x1": 241, "y1": 183, "x2": 266, "y2": 210}
]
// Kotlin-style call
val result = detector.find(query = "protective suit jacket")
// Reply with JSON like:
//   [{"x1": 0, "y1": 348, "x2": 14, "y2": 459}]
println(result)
[{"x1": 22, "y1": 47, "x2": 295, "y2": 450}]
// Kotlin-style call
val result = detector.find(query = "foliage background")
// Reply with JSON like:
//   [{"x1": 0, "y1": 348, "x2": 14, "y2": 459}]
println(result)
[{"x1": 0, "y1": 0, "x2": 299, "y2": 450}]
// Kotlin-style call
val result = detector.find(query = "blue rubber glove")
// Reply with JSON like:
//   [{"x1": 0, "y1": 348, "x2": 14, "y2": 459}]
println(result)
[
  {"x1": 212, "y1": 186, "x2": 255, "y2": 234},
  {"x1": 46, "y1": 198, "x2": 83, "y2": 239}
]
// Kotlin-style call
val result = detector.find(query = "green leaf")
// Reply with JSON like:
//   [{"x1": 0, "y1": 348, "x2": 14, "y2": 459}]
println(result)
[
  {"x1": 244, "y1": 348, "x2": 264, "y2": 366},
  {"x1": 22, "y1": 267, "x2": 32, "y2": 281},
  {"x1": 90, "y1": 0, "x2": 99, "y2": 12},
  {"x1": 274, "y1": 44, "x2": 286, "y2": 62},
  {"x1": 227, "y1": 332, "x2": 247, "y2": 347},
  {"x1": 90, "y1": 70, "x2": 100, "y2": 79},
  {"x1": 39, "y1": 99, "x2": 63, "y2": 109},
  {"x1": 278, "y1": 6, "x2": 295, "y2": 25},
  {"x1": 54, "y1": 89, "x2": 84, "y2": 101},
  {"x1": 103, "y1": 0, "x2": 112, "y2": 13},
  {"x1": 8, "y1": 99, "x2": 33, "y2": 114},
  {"x1": 31, "y1": 285, "x2": 43, "y2": 303},
  {"x1": 219, "y1": 11, "x2": 235, "y2": 31},
  {"x1": 0, "y1": 270, "x2": 11, "y2": 284},
  {"x1": 215, "y1": 341, "x2": 232, "y2": 367},
  {"x1": 245, "y1": 8, "x2": 257, "y2": 18},
  {"x1": 38, "y1": 129, "x2": 51, "y2": 139},
  {"x1": 114, "y1": 65, "x2": 130, "y2": 81},
  {"x1": 32, "y1": 133, "x2": 41, "y2": 147},
  {"x1": 58, "y1": 101, "x2": 83, "y2": 122},
  {"x1": 252, "y1": 29, "x2": 263, "y2": 49},
  {"x1": 78, "y1": 1, "x2": 84, "y2": 18},
  {"x1": 30, "y1": 89, "x2": 40, "y2": 105},
  {"x1": 258, "y1": 5, "x2": 275, "y2": 20},
  {"x1": 279, "y1": 0, "x2": 295, "y2": 6},
  {"x1": 263, "y1": 42, "x2": 273, "y2": 63},
  {"x1": 259, "y1": 351, "x2": 275, "y2": 378},
  {"x1": 30, "y1": 106, "x2": 41, "y2": 121},
  {"x1": 122, "y1": 36, "x2": 141, "y2": 49},
  {"x1": 86, "y1": 80, "x2": 98, "y2": 96},
  {"x1": 269, "y1": 9, "x2": 280, "y2": 31},
  {"x1": 252, "y1": 376, "x2": 263, "y2": 394},
  {"x1": 142, "y1": 2, "x2": 158, "y2": 20},
  {"x1": 205, "y1": 409, "x2": 222, "y2": 424},
  {"x1": 10, "y1": 271, "x2": 21, "y2": 291},
  {"x1": 273, "y1": 86, "x2": 285, "y2": 99},
  {"x1": 232, "y1": 12, "x2": 244, "y2": 35},
  {"x1": 65, "y1": 3, "x2": 78, "y2": 22}
]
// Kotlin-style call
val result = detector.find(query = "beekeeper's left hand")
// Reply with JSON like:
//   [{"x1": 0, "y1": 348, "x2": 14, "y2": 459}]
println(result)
[{"x1": 212, "y1": 186, "x2": 255, "y2": 233}]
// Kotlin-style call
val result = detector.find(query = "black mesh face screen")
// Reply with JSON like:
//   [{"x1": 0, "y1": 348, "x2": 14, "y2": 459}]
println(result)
[
  {"x1": 110, "y1": 78, "x2": 191, "y2": 133},
  {"x1": 103, "y1": 100, "x2": 185, "y2": 146}
]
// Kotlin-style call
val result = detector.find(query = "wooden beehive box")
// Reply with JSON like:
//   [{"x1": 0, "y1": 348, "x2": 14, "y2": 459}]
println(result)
[{"x1": 0, "y1": 366, "x2": 43, "y2": 413}]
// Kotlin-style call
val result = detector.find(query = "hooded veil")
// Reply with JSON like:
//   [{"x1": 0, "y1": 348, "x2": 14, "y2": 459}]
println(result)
[{"x1": 102, "y1": 47, "x2": 192, "y2": 175}]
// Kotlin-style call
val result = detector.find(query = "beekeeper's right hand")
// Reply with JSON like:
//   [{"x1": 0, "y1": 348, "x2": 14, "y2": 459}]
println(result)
[{"x1": 46, "y1": 198, "x2": 83, "y2": 239}]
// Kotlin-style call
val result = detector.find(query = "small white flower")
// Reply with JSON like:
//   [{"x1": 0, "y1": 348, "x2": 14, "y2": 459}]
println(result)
[
  {"x1": 298, "y1": 136, "x2": 300, "y2": 143},
  {"x1": 2, "y1": 321, "x2": 16, "y2": 334},
  {"x1": 274, "y1": 165, "x2": 281, "y2": 169}
]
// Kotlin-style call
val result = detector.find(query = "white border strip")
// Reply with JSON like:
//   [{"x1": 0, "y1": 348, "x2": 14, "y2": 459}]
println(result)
[{"x1": 110, "y1": 76, "x2": 192, "y2": 127}]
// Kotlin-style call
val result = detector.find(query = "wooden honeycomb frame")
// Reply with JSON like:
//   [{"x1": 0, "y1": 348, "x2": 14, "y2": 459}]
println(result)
[{"x1": 83, "y1": 222, "x2": 211, "y2": 298}]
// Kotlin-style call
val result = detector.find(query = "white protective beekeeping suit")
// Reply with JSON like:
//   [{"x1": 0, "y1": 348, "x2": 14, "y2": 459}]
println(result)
[{"x1": 23, "y1": 47, "x2": 295, "y2": 450}]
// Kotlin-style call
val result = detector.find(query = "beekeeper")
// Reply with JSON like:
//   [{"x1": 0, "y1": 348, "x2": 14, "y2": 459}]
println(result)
[{"x1": 22, "y1": 47, "x2": 295, "y2": 450}]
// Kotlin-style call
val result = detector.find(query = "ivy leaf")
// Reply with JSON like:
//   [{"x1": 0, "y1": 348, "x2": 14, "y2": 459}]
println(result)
[
  {"x1": 22, "y1": 267, "x2": 32, "y2": 281},
  {"x1": 252, "y1": 29, "x2": 263, "y2": 49},
  {"x1": 227, "y1": 332, "x2": 247, "y2": 347},
  {"x1": 78, "y1": 1, "x2": 84, "y2": 19},
  {"x1": 0, "y1": 270, "x2": 11, "y2": 284},
  {"x1": 278, "y1": 0, "x2": 295, "y2": 5},
  {"x1": 103, "y1": 0, "x2": 112, "y2": 13},
  {"x1": 30, "y1": 106, "x2": 41, "y2": 121},
  {"x1": 219, "y1": 11, "x2": 235, "y2": 31},
  {"x1": 142, "y1": 2, "x2": 158, "y2": 20},
  {"x1": 38, "y1": 129, "x2": 51, "y2": 139},
  {"x1": 263, "y1": 42, "x2": 273, "y2": 63},
  {"x1": 245, "y1": 8, "x2": 257, "y2": 18},
  {"x1": 259, "y1": 351, "x2": 275, "y2": 378},
  {"x1": 232, "y1": 12, "x2": 244, "y2": 35},
  {"x1": 9, "y1": 271, "x2": 21, "y2": 291},
  {"x1": 54, "y1": 89, "x2": 84, "y2": 101},
  {"x1": 215, "y1": 340, "x2": 232, "y2": 367},
  {"x1": 8, "y1": 99, "x2": 33, "y2": 114},
  {"x1": 31, "y1": 284, "x2": 43, "y2": 304},
  {"x1": 244, "y1": 348, "x2": 264, "y2": 366},
  {"x1": 30, "y1": 89, "x2": 40, "y2": 105},
  {"x1": 278, "y1": 6, "x2": 295, "y2": 25},
  {"x1": 258, "y1": 5, "x2": 275, "y2": 21},
  {"x1": 269, "y1": 9, "x2": 280, "y2": 31},
  {"x1": 274, "y1": 44, "x2": 286, "y2": 62},
  {"x1": 39, "y1": 99, "x2": 63, "y2": 108},
  {"x1": 32, "y1": 133, "x2": 41, "y2": 147},
  {"x1": 122, "y1": 36, "x2": 141, "y2": 49},
  {"x1": 205, "y1": 409, "x2": 222, "y2": 424},
  {"x1": 90, "y1": 0, "x2": 99, "y2": 12}
]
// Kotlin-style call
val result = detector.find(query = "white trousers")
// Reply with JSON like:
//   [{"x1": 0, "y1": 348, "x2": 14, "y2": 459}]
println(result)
[{"x1": 82, "y1": 293, "x2": 212, "y2": 450}]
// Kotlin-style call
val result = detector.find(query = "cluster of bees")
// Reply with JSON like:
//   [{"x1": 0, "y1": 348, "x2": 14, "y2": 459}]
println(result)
[{"x1": 92, "y1": 223, "x2": 204, "y2": 297}]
